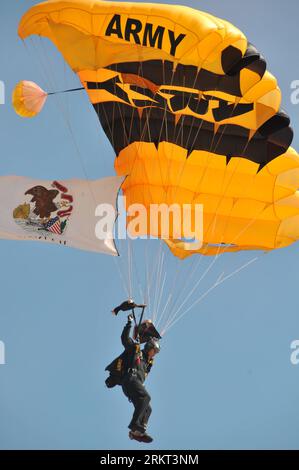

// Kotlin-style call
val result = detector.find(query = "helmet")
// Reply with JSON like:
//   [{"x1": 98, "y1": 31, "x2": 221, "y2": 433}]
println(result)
[
  {"x1": 133, "y1": 320, "x2": 162, "y2": 343},
  {"x1": 144, "y1": 337, "x2": 161, "y2": 354}
]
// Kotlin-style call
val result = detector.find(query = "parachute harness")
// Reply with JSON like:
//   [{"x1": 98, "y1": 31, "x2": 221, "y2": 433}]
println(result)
[
  {"x1": 127, "y1": 304, "x2": 156, "y2": 373},
  {"x1": 131, "y1": 305, "x2": 145, "y2": 369}
]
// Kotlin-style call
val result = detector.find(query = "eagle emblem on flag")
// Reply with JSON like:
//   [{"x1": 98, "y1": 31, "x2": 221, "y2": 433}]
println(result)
[{"x1": 13, "y1": 181, "x2": 73, "y2": 238}]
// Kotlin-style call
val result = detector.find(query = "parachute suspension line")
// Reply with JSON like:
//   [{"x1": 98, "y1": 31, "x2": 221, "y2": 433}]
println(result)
[
  {"x1": 37, "y1": 37, "x2": 75, "y2": 127},
  {"x1": 112, "y1": 69, "x2": 148, "y2": 307},
  {"x1": 155, "y1": 269, "x2": 167, "y2": 326},
  {"x1": 93, "y1": 81, "x2": 132, "y2": 296},
  {"x1": 107, "y1": 74, "x2": 138, "y2": 298},
  {"x1": 26, "y1": 37, "x2": 129, "y2": 302},
  {"x1": 159, "y1": 43, "x2": 206, "y2": 195},
  {"x1": 160, "y1": 95, "x2": 251, "y2": 330},
  {"x1": 154, "y1": 247, "x2": 181, "y2": 330},
  {"x1": 99, "y1": 96, "x2": 138, "y2": 294},
  {"x1": 159, "y1": 58, "x2": 186, "y2": 196},
  {"x1": 97, "y1": 102, "x2": 114, "y2": 149},
  {"x1": 25, "y1": 36, "x2": 79, "y2": 144},
  {"x1": 139, "y1": 60, "x2": 201, "y2": 327},
  {"x1": 102, "y1": 64, "x2": 149, "y2": 307},
  {"x1": 114, "y1": 59, "x2": 155, "y2": 311},
  {"x1": 126, "y1": 238, "x2": 144, "y2": 307},
  {"x1": 155, "y1": 51, "x2": 232, "y2": 330},
  {"x1": 160, "y1": 183, "x2": 229, "y2": 329},
  {"x1": 156, "y1": 251, "x2": 203, "y2": 331},
  {"x1": 146, "y1": 240, "x2": 164, "y2": 315},
  {"x1": 154, "y1": 245, "x2": 168, "y2": 324},
  {"x1": 116, "y1": 238, "x2": 142, "y2": 301},
  {"x1": 155, "y1": 253, "x2": 182, "y2": 330},
  {"x1": 27, "y1": 38, "x2": 55, "y2": 97},
  {"x1": 155, "y1": 62, "x2": 219, "y2": 329},
  {"x1": 94, "y1": 78, "x2": 134, "y2": 297},
  {"x1": 136, "y1": 59, "x2": 171, "y2": 197},
  {"x1": 115, "y1": 64, "x2": 143, "y2": 158},
  {"x1": 33, "y1": 38, "x2": 86, "y2": 176},
  {"x1": 117, "y1": 238, "x2": 132, "y2": 301},
  {"x1": 113, "y1": 245, "x2": 130, "y2": 298},
  {"x1": 150, "y1": 245, "x2": 160, "y2": 324},
  {"x1": 136, "y1": 60, "x2": 180, "y2": 319},
  {"x1": 161, "y1": 255, "x2": 216, "y2": 333},
  {"x1": 157, "y1": 58, "x2": 225, "y2": 330},
  {"x1": 129, "y1": 240, "x2": 148, "y2": 306},
  {"x1": 145, "y1": 240, "x2": 162, "y2": 321},
  {"x1": 156, "y1": 134, "x2": 212, "y2": 330},
  {"x1": 148, "y1": 55, "x2": 253, "y2": 326},
  {"x1": 127, "y1": 236, "x2": 133, "y2": 299},
  {"x1": 156, "y1": 120, "x2": 208, "y2": 330},
  {"x1": 162, "y1": 247, "x2": 221, "y2": 332},
  {"x1": 157, "y1": 290, "x2": 173, "y2": 331},
  {"x1": 162, "y1": 255, "x2": 259, "y2": 334},
  {"x1": 144, "y1": 241, "x2": 156, "y2": 317},
  {"x1": 138, "y1": 80, "x2": 166, "y2": 204},
  {"x1": 163, "y1": 191, "x2": 272, "y2": 332},
  {"x1": 98, "y1": 69, "x2": 117, "y2": 159},
  {"x1": 144, "y1": 243, "x2": 151, "y2": 310},
  {"x1": 26, "y1": 38, "x2": 98, "y2": 202},
  {"x1": 163, "y1": 104, "x2": 266, "y2": 330},
  {"x1": 191, "y1": 118, "x2": 251, "y2": 249},
  {"x1": 123, "y1": 57, "x2": 193, "y2": 309},
  {"x1": 162, "y1": 256, "x2": 222, "y2": 332},
  {"x1": 154, "y1": 247, "x2": 165, "y2": 322},
  {"x1": 152, "y1": 248, "x2": 165, "y2": 324},
  {"x1": 163, "y1": 48, "x2": 214, "y2": 203},
  {"x1": 159, "y1": 58, "x2": 184, "y2": 195},
  {"x1": 27, "y1": 38, "x2": 133, "y2": 311},
  {"x1": 113, "y1": 57, "x2": 180, "y2": 314},
  {"x1": 62, "y1": 59, "x2": 71, "y2": 128},
  {"x1": 156, "y1": 245, "x2": 169, "y2": 320},
  {"x1": 174, "y1": 73, "x2": 188, "y2": 150}
]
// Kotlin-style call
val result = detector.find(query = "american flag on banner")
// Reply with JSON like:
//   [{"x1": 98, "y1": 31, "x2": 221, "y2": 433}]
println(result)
[{"x1": 44, "y1": 216, "x2": 62, "y2": 235}]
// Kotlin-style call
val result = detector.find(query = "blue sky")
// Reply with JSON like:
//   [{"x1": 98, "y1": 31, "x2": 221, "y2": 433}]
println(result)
[{"x1": 0, "y1": 0, "x2": 299, "y2": 450}]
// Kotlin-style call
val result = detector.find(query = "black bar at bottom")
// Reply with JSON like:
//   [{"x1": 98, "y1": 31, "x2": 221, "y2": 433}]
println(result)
[{"x1": 0, "y1": 450, "x2": 298, "y2": 465}]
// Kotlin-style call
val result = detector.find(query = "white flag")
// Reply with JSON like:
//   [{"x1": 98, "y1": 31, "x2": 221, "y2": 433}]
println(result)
[{"x1": 0, "y1": 175, "x2": 123, "y2": 255}]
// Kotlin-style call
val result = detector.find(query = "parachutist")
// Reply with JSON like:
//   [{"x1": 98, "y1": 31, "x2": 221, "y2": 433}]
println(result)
[
  {"x1": 122, "y1": 318, "x2": 160, "y2": 443},
  {"x1": 105, "y1": 316, "x2": 161, "y2": 443}
]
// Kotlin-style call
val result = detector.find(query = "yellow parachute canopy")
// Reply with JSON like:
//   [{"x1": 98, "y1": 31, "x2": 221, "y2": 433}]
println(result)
[{"x1": 18, "y1": 1, "x2": 299, "y2": 255}]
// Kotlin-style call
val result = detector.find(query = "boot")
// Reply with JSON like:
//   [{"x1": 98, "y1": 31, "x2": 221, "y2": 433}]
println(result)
[{"x1": 129, "y1": 430, "x2": 153, "y2": 444}]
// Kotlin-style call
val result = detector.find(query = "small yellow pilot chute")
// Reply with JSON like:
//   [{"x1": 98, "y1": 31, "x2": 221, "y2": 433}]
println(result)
[{"x1": 12, "y1": 81, "x2": 48, "y2": 118}]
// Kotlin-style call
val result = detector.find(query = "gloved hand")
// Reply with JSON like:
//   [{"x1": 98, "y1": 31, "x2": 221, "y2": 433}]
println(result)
[{"x1": 127, "y1": 314, "x2": 134, "y2": 323}]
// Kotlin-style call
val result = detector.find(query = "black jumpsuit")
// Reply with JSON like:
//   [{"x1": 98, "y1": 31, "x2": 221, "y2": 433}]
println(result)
[{"x1": 121, "y1": 320, "x2": 153, "y2": 434}]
